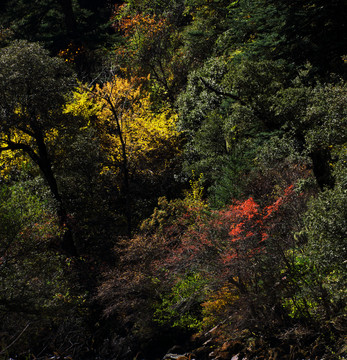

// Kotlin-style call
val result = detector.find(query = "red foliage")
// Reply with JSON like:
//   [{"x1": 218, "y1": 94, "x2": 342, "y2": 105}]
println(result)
[
  {"x1": 158, "y1": 185, "x2": 296, "y2": 283},
  {"x1": 98, "y1": 185, "x2": 305, "y2": 334}
]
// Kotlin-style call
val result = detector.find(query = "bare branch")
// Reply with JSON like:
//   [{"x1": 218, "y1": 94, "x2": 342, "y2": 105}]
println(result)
[{"x1": 0, "y1": 322, "x2": 30, "y2": 355}]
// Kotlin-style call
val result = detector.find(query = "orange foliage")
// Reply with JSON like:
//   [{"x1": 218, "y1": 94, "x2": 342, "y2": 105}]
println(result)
[
  {"x1": 201, "y1": 283, "x2": 239, "y2": 327},
  {"x1": 113, "y1": 5, "x2": 166, "y2": 38},
  {"x1": 111, "y1": 4, "x2": 170, "y2": 64}
]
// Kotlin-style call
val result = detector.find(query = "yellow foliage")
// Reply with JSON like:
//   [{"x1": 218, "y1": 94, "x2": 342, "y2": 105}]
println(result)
[
  {"x1": 0, "y1": 130, "x2": 32, "y2": 177},
  {"x1": 185, "y1": 170, "x2": 206, "y2": 208},
  {"x1": 201, "y1": 283, "x2": 238, "y2": 328},
  {"x1": 0, "y1": 149, "x2": 29, "y2": 178},
  {"x1": 64, "y1": 75, "x2": 181, "y2": 176},
  {"x1": 0, "y1": 124, "x2": 60, "y2": 178},
  {"x1": 64, "y1": 83, "x2": 101, "y2": 121}
]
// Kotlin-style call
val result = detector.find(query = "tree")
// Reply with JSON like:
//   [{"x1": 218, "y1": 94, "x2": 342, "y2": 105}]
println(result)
[
  {"x1": 0, "y1": 40, "x2": 77, "y2": 255},
  {"x1": 98, "y1": 182, "x2": 308, "y2": 344},
  {"x1": 209, "y1": 0, "x2": 347, "y2": 76},
  {"x1": 65, "y1": 74, "x2": 182, "y2": 235},
  {"x1": 303, "y1": 149, "x2": 347, "y2": 318},
  {"x1": 176, "y1": 58, "x2": 290, "y2": 200},
  {"x1": 273, "y1": 79, "x2": 347, "y2": 189},
  {"x1": 0, "y1": 0, "x2": 116, "y2": 53},
  {"x1": 97, "y1": 190, "x2": 208, "y2": 357},
  {"x1": 153, "y1": 185, "x2": 306, "y2": 336},
  {"x1": 0, "y1": 182, "x2": 87, "y2": 358},
  {"x1": 112, "y1": 3, "x2": 188, "y2": 103}
]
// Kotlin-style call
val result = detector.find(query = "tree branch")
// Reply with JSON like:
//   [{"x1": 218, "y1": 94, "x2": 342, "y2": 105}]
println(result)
[
  {"x1": 0, "y1": 138, "x2": 40, "y2": 164},
  {"x1": 199, "y1": 77, "x2": 246, "y2": 106},
  {"x1": 0, "y1": 322, "x2": 30, "y2": 355}
]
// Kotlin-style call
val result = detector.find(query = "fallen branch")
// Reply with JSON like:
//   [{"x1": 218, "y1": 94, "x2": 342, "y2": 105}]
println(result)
[{"x1": 0, "y1": 322, "x2": 30, "y2": 355}]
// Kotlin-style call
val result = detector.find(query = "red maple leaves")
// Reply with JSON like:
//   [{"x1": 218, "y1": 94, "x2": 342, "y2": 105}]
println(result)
[{"x1": 159, "y1": 185, "x2": 296, "y2": 280}]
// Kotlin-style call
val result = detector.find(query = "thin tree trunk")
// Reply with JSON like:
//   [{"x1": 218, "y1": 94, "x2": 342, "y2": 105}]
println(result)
[{"x1": 107, "y1": 99, "x2": 132, "y2": 237}]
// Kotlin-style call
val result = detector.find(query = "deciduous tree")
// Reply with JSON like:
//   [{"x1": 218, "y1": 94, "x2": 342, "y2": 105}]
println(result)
[
  {"x1": 0, "y1": 40, "x2": 77, "y2": 255},
  {"x1": 65, "y1": 74, "x2": 182, "y2": 235}
]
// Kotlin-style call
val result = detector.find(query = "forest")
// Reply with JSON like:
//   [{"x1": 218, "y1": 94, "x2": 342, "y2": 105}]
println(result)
[{"x1": 0, "y1": 0, "x2": 346, "y2": 359}]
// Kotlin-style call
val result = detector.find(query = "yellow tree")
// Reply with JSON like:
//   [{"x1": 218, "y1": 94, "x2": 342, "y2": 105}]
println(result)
[{"x1": 65, "y1": 75, "x2": 182, "y2": 235}]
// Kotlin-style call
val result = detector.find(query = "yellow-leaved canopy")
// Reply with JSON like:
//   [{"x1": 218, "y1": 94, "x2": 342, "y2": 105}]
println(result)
[
  {"x1": 0, "y1": 129, "x2": 31, "y2": 178},
  {"x1": 0, "y1": 113, "x2": 59, "y2": 179},
  {"x1": 64, "y1": 75, "x2": 182, "y2": 178}
]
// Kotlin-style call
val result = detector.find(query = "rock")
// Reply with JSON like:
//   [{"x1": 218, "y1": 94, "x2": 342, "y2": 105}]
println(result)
[
  {"x1": 167, "y1": 345, "x2": 185, "y2": 354},
  {"x1": 162, "y1": 353, "x2": 191, "y2": 360}
]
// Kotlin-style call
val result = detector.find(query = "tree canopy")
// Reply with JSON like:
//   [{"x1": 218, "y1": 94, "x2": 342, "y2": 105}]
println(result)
[{"x1": 0, "y1": 1, "x2": 346, "y2": 359}]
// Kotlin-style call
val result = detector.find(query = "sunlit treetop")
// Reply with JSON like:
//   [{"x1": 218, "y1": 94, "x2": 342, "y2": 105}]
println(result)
[{"x1": 64, "y1": 74, "x2": 182, "y2": 176}]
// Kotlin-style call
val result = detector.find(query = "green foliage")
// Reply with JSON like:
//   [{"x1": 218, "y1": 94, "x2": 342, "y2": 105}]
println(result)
[
  {"x1": 0, "y1": 182, "x2": 87, "y2": 357},
  {"x1": 272, "y1": 78, "x2": 346, "y2": 189},
  {"x1": 303, "y1": 82, "x2": 347, "y2": 152},
  {"x1": 304, "y1": 182, "x2": 347, "y2": 290},
  {"x1": 176, "y1": 57, "x2": 228, "y2": 135},
  {"x1": 214, "y1": 0, "x2": 346, "y2": 75},
  {"x1": 177, "y1": 58, "x2": 295, "y2": 201},
  {"x1": 273, "y1": 79, "x2": 347, "y2": 150},
  {"x1": 208, "y1": 139, "x2": 259, "y2": 207},
  {"x1": 0, "y1": 40, "x2": 75, "y2": 126},
  {"x1": 0, "y1": 39, "x2": 79, "y2": 255},
  {"x1": 153, "y1": 273, "x2": 208, "y2": 330},
  {"x1": 0, "y1": 0, "x2": 346, "y2": 358}
]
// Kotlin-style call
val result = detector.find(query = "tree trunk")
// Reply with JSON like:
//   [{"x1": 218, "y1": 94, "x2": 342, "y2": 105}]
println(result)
[
  {"x1": 107, "y1": 98, "x2": 132, "y2": 238},
  {"x1": 33, "y1": 126, "x2": 78, "y2": 256},
  {"x1": 310, "y1": 148, "x2": 335, "y2": 190},
  {"x1": 58, "y1": 0, "x2": 77, "y2": 37}
]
